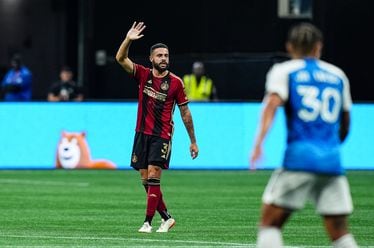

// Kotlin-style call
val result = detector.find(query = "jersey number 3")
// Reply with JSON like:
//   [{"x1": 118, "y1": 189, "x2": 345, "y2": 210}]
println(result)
[{"x1": 297, "y1": 85, "x2": 341, "y2": 123}]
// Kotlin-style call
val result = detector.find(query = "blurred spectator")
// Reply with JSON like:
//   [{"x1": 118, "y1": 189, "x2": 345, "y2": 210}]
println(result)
[
  {"x1": 183, "y1": 61, "x2": 218, "y2": 101},
  {"x1": 47, "y1": 66, "x2": 84, "y2": 102},
  {"x1": 1, "y1": 54, "x2": 32, "y2": 101}
]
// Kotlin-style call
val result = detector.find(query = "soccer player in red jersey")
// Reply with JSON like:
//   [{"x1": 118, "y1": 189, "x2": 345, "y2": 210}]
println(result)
[{"x1": 116, "y1": 21, "x2": 199, "y2": 233}]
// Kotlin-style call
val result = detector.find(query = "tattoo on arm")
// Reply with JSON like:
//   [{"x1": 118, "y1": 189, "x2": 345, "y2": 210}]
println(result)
[{"x1": 179, "y1": 105, "x2": 196, "y2": 143}]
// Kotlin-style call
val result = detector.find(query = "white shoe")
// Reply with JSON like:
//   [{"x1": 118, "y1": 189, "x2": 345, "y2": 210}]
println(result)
[
  {"x1": 138, "y1": 222, "x2": 152, "y2": 233},
  {"x1": 156, "y1": 218, "x2": 175, "y2": 233}
]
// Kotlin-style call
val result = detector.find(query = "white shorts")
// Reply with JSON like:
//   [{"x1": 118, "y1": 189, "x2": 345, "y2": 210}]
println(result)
[{"x1": 262, "y1": 169, "x2": 354, "y2": 215}]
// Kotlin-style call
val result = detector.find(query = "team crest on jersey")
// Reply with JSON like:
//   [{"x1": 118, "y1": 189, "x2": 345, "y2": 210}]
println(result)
[
  {"x1": 161, "y1": 81, "x2": 169, "y2": 91},
  {"x1": 131, "y1": 154, "x2": 138, "y2": 163}
]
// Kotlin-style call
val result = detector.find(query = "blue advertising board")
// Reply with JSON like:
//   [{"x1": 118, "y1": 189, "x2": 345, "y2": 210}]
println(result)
[{"x1": 0, "y1": 102, "x2": 372, "y2": 170}]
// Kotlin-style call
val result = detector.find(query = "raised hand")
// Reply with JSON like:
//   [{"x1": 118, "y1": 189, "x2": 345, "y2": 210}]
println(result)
[{"x1": 126, "y1": 21, "x2": 146, "y2": 41}]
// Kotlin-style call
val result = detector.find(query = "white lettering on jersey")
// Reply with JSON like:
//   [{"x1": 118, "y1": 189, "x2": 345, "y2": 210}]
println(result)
[
  {"x1": 297, "y1": 85, "x2": 341, "y2": 123},
  {"x1": 143, "y1": 86, "x2": 167, "y2": 101},
  {"x1": 295, "y1": 70, "x2": 311, "y2": 82},
  {"x1": 313, "y1": 71, "x2": 339, "y2": 84}
]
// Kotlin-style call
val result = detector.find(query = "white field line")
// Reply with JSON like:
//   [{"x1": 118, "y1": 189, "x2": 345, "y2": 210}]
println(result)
[
  {"x1": 1, "y1": 234, "x2": 373, "y2": 248},
  {"x1": 1, "y1": 234, "x2": 245, "y2": 247},
  {"x1": 0, "y1": 179, "x2": 90, "y2": 187}
]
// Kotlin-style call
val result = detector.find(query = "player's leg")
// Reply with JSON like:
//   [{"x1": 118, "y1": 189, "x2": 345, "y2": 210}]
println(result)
[
  {"x1": 323, "y1": 215, "x2": 358, "y2": 248},
  {"x1": 140, "y1": 169, "x2": 170, "y2": 220},
  {"x1": 155, "y1": 144, "x2": 172, "y2": 225},
  {"x1": 256, "y1": 204, "x2": 291, "y2": 248},
  {"x1": 141, "y1": 171, "x2": 148, "y2": 192},
  {"x1": 143, "y1": 165, "x2": 163, "y2": 225},
  {"x1": 143, "y1": 164, "x2": 176, "y2": 232},
  {"x1": 137, "y1": 169, "x2": 154, "y2": 233},
  {"x1": 147, "y1": 137, "x2": 175, "y2": 232},
  {"x1": 256, "y1": 169, "x2": 313, "y2": 248},
  {"x1": 130, "y1": 133, "x2": 154, "y2": 233},
  {"x1": 314, "y1": 176, "x2": 358, "y2": 247},
  {"x1": 138, "y1": 165, "x2": 165, "y2": 233}
]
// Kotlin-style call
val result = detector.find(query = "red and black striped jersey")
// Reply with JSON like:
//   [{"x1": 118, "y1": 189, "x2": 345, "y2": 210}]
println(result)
[{"x1": 131, "y1": 64, "x2": 189, "y2": 140}]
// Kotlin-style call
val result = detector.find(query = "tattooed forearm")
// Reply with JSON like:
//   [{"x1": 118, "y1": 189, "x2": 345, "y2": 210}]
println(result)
[{"x1": 179, "y1": 105, "x2": 197, "y2": 143}]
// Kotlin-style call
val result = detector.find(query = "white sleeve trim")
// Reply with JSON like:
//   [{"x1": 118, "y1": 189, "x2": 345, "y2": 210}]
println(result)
[
  {"x1": 265, "y1": 64, "x2": 289, "y2": 101},
  {"x1": 342, "y1": 74, "x2": 352, "y2": 111}
]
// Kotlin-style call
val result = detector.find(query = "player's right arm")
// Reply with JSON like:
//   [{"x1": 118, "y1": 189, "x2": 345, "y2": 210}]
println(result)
[
  {"x1": 116, "y1": 21, "x2": 146, "y2": 74},
  {"x1": 250, "y1": 93, "x2": 283, "y2": 168},
  {"x1": 250, "y1": 64, "x2": 286, "y2": 169}
]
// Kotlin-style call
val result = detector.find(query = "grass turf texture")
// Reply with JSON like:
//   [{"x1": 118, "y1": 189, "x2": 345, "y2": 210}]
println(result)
[{"x1": 0, "y1": 170, "x2": 373, "y2": 247}]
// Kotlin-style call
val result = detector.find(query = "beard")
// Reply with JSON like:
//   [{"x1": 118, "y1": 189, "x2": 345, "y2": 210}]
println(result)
[{"x1": 153, "y1": 61, "x2": 169, "y2": 73}]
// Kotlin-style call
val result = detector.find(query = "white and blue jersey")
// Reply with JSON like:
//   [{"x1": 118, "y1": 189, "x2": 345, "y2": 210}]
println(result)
[{"x1": 265, "y1": 58, "x2": 352, "y2": 175}]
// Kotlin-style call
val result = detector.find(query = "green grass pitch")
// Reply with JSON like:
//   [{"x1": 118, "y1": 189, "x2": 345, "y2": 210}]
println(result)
[{"x1": 0, "y1": 170, "x2": 373, "y2": 247}]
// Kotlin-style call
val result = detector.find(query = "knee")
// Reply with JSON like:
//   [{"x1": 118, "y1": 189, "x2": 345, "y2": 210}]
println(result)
[
  {"x1": 260, "y1": 204, "x2": 291, "y2": 228},
  {"x1": 148, "y1": 166, "x2": 161, "y2": 179}
]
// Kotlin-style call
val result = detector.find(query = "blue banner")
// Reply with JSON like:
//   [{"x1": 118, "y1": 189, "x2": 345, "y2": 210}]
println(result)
[{"x1": 0, "y1": 102, "x2": 372, "y2": 170}]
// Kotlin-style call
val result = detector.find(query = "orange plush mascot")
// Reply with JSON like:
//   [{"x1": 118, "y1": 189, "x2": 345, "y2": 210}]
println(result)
[{"x1": 56, "y1": 131, "x2": 116, "y2": 169}]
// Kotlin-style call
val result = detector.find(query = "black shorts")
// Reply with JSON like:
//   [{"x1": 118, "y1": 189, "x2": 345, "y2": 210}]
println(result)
[{"x1": 130, "y1": 132, "x2": 172, "y2": 170}]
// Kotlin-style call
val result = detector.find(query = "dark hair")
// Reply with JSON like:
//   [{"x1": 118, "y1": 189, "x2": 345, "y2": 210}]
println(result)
[
  {"x1": 60, "y1": 65, "x2": 73, "y2": 73},
  {"x1": 287, "y1": 22, "x2": 323, "y2": 55},
  {"x1": 150, "y1": 43, "x2": 168, "y2": 54}
]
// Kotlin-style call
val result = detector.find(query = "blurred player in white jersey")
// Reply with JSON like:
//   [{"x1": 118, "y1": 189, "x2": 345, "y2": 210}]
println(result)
[{"x1": 250, "y1": 22, "x2": 358, "y2": 248}]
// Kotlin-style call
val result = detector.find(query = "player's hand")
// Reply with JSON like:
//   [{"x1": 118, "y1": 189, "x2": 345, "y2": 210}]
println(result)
[
  {"x1": 190, "y1": 143, "x2": 199, "y2": 159},
  {"x1": 250, "y1": 144, "x2": 262, "y2": 170},
  {"x1": 127, "y1": 21, "x2": 146, "y2": 41}
]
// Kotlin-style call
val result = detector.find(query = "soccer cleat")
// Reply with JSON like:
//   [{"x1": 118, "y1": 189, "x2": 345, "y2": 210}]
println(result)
[
  {"x1": 156, "y1": 218, "x2": 175, "y2": 233},
  {"x1": 138, "y1": 222, "x2": 152, "y2": 233}
]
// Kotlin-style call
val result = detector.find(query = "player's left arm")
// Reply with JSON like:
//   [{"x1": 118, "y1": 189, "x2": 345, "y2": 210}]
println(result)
[
  {"x1": 179, "y1": 104, "x2": 199, "y2": 159},
  {"x1": 250, "y1": 93, "x2": 283, "y2": 168}
]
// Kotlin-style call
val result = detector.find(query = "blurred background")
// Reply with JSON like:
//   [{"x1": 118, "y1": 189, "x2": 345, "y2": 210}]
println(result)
[{"x1": 1, "y1": 0, "x2": 373, "y2": 102}]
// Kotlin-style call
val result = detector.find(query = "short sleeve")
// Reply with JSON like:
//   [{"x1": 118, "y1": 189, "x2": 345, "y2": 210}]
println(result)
[
  {"x1": 265, "y1": 64, "x2": 289, "y2": 101},
  {"x1": 342, "y1": 73, "x2": 352, "y2": 111},
  {"x1": 133, "y1": 64, "x2": 150, "y2": 87},
  {"x1": 176, "y1": 78, "x2": 189, "y2": 105}
]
